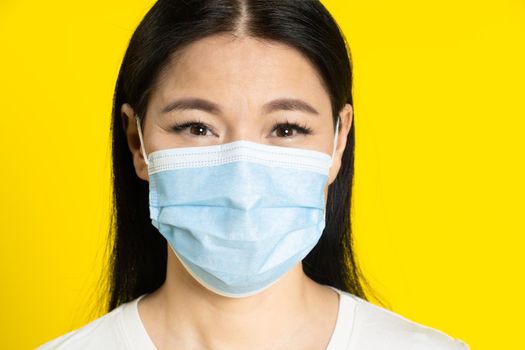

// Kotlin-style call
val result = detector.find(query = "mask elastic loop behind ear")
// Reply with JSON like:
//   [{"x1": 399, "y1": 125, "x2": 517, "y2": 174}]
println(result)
[
  {"x1": 135, "y1": 115, "x2": 150, "y2": 166},
  {"x1": 330, "y1": 116, "x2": 341, "y2": 166}
]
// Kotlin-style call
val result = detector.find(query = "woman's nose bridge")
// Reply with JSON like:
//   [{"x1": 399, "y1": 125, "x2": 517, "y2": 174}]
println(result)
[{"x1": 221, "y1": 117, "x2": 262, "y2": 143}]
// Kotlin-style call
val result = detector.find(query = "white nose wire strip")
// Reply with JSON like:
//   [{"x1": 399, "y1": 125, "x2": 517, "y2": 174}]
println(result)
[
  {"x1": 136, "y1": 115, "x2": 340, "y2": 168},
  {"x1": 135, "y1": 115, "x2": 150, "y2": 166}
]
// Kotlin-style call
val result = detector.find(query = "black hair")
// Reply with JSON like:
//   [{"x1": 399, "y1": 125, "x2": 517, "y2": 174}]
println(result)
[{"x1": 106, "y1": 0, "x2": 373, "y2": 311}]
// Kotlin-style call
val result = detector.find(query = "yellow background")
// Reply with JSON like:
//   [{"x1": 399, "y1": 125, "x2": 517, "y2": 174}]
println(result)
[{"x1": 1, "y1": 0, "x2": 524, "y2": 348}]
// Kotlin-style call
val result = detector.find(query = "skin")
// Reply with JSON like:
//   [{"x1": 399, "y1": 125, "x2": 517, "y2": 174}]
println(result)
[{"x1": 121, "y1": 33, "x2": 353, "y2": 350}]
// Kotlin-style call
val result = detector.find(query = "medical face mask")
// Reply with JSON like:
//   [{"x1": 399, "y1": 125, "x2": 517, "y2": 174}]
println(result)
[{"x1": 135, "y1": 116, "x2": 340, "y2": 298}]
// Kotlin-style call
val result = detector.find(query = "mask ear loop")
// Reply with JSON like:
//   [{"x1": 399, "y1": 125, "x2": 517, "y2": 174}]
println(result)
[
  {"x1": 323, "y1": 116, "x2": 341, "y2": 215},
  {"x1": 135, "y1": 115, "x2": 150, "y2": 166},
  {"x1": 329, "y1": 116, "x2": 341, "y2": 167}
]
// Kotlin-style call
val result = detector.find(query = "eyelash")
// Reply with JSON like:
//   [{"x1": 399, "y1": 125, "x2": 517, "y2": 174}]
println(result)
[{"x1": 170, "y1": 119, "x2": 313, "y2": 137}]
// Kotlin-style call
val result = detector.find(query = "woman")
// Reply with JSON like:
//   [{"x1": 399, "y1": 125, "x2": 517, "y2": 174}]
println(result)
[{"x1": 39, "y1": 0, "x2": 469, "y2": 349}]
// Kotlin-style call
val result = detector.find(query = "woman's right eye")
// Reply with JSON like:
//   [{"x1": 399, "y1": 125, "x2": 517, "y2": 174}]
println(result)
[{"x1": 171, "y1": 121, "x2": 214, "y2": 136}]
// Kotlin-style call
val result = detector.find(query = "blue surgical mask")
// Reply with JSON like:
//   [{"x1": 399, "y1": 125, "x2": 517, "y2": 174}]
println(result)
[{"x1": 135, "y1": 116, "x2": 340, "y2": 298}]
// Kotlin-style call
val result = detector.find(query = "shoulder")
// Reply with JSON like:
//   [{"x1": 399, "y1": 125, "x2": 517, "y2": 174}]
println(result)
[
  {"x1": 36, "y1": 302, "x2": 131, "y2": 350},
  {"x1": 337, "y1": 289, "x2": 469, "y2": 350}
]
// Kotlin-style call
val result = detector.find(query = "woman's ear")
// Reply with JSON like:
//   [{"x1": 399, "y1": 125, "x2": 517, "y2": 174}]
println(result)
[
  {"x1": 120, "y1": 103, "x2": 149, "y2": 182},
  {"x1": 327, "y1": 103, "x2": 353, "y2": 186}
]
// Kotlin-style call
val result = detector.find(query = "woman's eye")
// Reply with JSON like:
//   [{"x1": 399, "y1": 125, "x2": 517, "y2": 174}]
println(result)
[
  {"x1": 272, "y1": 122, "x2": 312, "y2": 138},
  {"x1": 171, "y1": 121, "x2": 214, "y2": 136}
]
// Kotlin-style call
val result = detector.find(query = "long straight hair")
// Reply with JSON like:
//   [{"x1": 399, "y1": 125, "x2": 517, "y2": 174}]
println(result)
[{"x1": 106, "y1": 0, "x2": 371, "y2": 311}]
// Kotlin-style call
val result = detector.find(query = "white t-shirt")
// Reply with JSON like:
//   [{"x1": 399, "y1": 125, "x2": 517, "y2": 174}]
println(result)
[{"x1": 37, "y1": 287, "x2": 469, "y2": 349}]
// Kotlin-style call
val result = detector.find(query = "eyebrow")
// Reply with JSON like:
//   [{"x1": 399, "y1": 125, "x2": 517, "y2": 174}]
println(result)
[{"x1": 161, "y1": 97, "x2": 320, "y2": 116}]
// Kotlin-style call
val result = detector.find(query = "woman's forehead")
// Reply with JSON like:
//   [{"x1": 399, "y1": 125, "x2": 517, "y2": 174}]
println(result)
[{"x1": 150, "y1": 34, "x2": 331, "y2": 115}]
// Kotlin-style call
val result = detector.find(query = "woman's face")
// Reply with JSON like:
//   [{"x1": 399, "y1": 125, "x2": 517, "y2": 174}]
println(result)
[{"x1": 122, "y1": 33, "x2": 353, "y2": 195}]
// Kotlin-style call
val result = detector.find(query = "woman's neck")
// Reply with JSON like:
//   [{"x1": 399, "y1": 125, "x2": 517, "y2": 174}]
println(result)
[{"x1": 137, "y1": 247, "x2": 339, "y2": 350}]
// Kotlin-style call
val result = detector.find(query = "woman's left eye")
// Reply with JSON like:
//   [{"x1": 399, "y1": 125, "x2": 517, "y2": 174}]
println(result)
[{"x1": 272, "y1": 122, "x2": 312, "y2": 138}]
